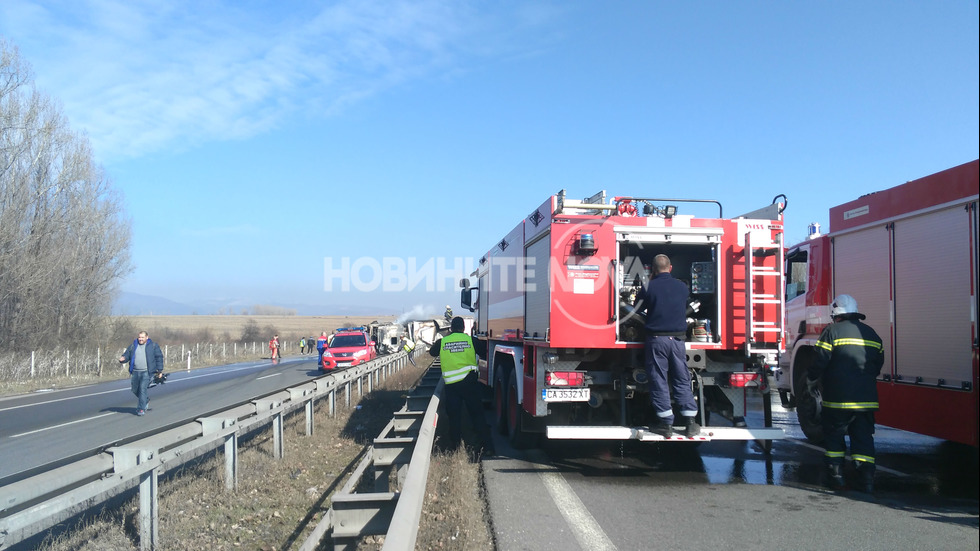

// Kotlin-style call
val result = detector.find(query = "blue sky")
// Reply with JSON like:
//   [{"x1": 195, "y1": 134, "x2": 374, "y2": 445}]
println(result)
[{"x1": 2, "y1": 1, "x2": 977, "y2": 317}]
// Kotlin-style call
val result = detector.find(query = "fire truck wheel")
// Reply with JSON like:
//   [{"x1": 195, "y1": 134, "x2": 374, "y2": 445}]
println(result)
[
  {"x1": 493, "y1": 370, "x2": 509, "y2": 435},
  {"x1": 759, "y1": 391, "x2": 774, "y2": 454},
  {"x1": 796, "y1": 389, "x2": 824, "y2": 443},
  {"x1": 793, "y1": 353, "x2": 825, "y2": 443},
  {"x1": 507, "y1": 370, "x2": 538, "y2": 449}
]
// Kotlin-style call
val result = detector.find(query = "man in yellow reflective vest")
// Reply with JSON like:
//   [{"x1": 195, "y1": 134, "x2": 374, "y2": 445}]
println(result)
[
  {"x1": 400, "y1": 335, "x2": 417, "y2": 367},
  {"x1": 806, "y1": 294, "x2": 884, "y2": 493},
  {"x1": 428, "y1": 316, "x2": 496, "y2": 457}
]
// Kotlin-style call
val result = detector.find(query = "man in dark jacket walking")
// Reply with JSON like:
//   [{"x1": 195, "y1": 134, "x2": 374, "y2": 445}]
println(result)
[
  {"x1": 119, "y1": 331, "x2": 165, "y2": 416},
  {"x1": 806, "y1": 294, "x2": 884, "y2": 493}
]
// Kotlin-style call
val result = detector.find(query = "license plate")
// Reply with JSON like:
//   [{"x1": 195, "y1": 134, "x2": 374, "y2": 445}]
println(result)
[
  {"x1": 337, "y1": 362, "x2": 352, "y2": 367},
  {"x1": 543, "y1": 388, "x2": 590, "y2": 402}
]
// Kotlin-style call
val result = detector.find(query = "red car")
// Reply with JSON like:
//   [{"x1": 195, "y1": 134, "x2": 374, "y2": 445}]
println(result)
[{"x1": 321, "y1": 328, "x2": 377, "y2": 371}]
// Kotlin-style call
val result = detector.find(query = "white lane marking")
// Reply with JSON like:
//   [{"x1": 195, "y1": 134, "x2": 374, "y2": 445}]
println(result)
[
  {"x1": 256, "y1": 373, "x2": 281, "y2": 380},
  {"x1": 0, "y1": 387, "x2": 128, "y2": 410},
  {"x1": 786, "y1": 437, "x2": 908, "y2": 476},
  {"x1": 529, "y1": 450, "x2": 617, "y2": 551},
  {"x1": 0, "y1": 364, "x2": 274, "y2": 413},
  {"x1": 10, "y1": 412, "x2": 116, "y2": 438}
]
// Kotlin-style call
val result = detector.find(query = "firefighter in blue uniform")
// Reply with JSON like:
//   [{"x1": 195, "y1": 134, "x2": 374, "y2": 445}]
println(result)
[
  {"x1": 806, "y1": 294, "x2": 884, "y2": 493},
  {"x1": 639, "y1": 254, "x2": 700, "y2": 438}
]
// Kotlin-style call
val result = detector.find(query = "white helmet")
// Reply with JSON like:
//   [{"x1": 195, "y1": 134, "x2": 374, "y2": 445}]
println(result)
[{"x1": 830, "y1": 294, "x2": 859, "y2": 317}]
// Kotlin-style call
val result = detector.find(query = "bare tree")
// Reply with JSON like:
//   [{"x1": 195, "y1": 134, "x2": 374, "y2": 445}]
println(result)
[{"x1": 0, "y1": 39, "x2": 132, "y2": 351}]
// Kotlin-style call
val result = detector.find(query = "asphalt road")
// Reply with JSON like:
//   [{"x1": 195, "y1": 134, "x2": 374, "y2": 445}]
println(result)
[
  {"x1": 0, "y1": 355, "x2": 327, "y2": 482},
  {"x1": 482, "y1": 395, "x2": 979, "y2": 550}
]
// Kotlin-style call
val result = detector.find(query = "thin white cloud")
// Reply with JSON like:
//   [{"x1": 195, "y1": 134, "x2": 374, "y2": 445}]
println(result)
[{"x1": 0, "y1": 0, "x2": 564, "y2": 162}]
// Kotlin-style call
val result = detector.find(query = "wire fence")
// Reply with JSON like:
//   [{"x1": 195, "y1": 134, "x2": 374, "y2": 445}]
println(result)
[{"x1": 0, "y1": 340, "x2": 295, "y2": 383}]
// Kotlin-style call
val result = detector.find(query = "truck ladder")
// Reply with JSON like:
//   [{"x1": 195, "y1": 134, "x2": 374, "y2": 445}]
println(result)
[{"x1": 744, "y1": 230, "x2": 784, "y2": 360}]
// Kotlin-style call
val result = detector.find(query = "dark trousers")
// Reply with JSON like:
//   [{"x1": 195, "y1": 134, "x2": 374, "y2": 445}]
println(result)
[
  {"x1": 644, "y1": 335, "x2": 697, "y2": 423},
  {"x1": 822, "y1": 408, "x2": 876, "y2": 466},
  {"x1": 444, "y1": 371, "x2": 493, "y2": 452},
  {"x1": 131, "y1": 370, "x2": 150, "y2": 410}
]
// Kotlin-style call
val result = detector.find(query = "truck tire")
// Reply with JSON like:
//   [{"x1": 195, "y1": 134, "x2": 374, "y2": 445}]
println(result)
[
  {"x1": 507, "y1": 369, "x2": 538, "y2": 449},
  {"x1": 792, "y1": 352, "x2": 825, "y2": 443},
  {"x1": 760, "y1": 387, "x2": 774, "y2": 454},
  {"x1": 778, "y1": 389, "x2": 796, "y2": 408},
  {"x1": 493, "y1": 369, "x2": 509, "y2": 435}
]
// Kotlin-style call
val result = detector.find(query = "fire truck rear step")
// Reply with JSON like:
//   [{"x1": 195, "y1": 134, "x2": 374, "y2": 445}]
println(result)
[{"x1": 547, "y1": 426, "x2": 786, "y2": 441}]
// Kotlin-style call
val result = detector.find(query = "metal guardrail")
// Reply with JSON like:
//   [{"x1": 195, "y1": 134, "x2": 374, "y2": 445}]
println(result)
[
  {"x1": 0, "y1": 351, "x2": 422, "y2": 550},
  {"x1": 298, "y1": 363, "x2": 444, "y2": 551}
]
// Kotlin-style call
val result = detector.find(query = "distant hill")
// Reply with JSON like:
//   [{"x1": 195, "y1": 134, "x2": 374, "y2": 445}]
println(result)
[
  {"x1": 112, "y1": 291, "x2": 390, "y2": 317},
  {"x1": 112, "y1": 292, "x2": 195, "y2": 315}
]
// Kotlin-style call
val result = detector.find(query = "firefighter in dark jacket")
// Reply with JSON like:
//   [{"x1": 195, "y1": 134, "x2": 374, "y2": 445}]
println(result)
[
  {"x1": 806, "y1": 294, "x2": 884, "y2": 493},
  {"x1": 429, "y1": 316, "x2": 496, "y2": 457},
  {"x1": 638, "y1": 254, "x2": 700, "y2": 438}
]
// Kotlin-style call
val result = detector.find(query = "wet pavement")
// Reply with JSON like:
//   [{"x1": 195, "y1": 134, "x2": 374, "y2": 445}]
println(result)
[
  {"x1": 532, "y1": 392, "x2": 979, "y2": 502},
  {"x1": 484, "y1": 393, "x2": 978, "y2": 551}
]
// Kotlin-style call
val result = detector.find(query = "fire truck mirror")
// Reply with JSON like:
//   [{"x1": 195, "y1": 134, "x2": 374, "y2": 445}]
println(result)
[
  {"x1": 459, "y1": 278, "x2": 470, "y2": 288},
  {"x1": 460, "y1": 287, "x2": 476, "y2": 312}
]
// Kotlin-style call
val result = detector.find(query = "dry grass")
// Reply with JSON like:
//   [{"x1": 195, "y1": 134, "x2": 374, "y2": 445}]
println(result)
[
  {"x1": 28, "y1": 355, "x2": 495, "y2": 551},
  {"x1": 0, "y1": 349, "x2": 265, "y2": 397},
  {"x1": 414, "y1": 448, "x2": 495, "y2": 550},
  {"x1": 0, "y1": 316, "x2": 396, "y2": 398}
]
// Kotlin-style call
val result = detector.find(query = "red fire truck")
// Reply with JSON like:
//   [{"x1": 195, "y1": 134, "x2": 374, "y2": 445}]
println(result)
[
  {"x1": 776, "y1": 160, "x2": 979, "y2": 447},
  {"x1": 459, "y1": 190, "x2": 787, "y2": 448}
]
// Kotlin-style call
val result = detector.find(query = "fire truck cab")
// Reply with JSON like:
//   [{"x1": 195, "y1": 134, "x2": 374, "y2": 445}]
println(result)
[{"x1": 461, "y1": 190, "x2": 787, "y2": 448}]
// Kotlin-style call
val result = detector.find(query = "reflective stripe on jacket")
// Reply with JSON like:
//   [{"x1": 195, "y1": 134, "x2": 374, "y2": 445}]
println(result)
[{"x1": 439, "y1": 332, "x2": 477, "y2": 384}]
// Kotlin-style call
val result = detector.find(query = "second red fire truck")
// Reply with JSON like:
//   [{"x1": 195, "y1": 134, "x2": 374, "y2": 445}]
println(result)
[
  {"x1": 459, "y1": 190, "x2": 787, "y2": 448},
  {"x1": 776, "y1": 160, "x2": 979, "y2": 447}
]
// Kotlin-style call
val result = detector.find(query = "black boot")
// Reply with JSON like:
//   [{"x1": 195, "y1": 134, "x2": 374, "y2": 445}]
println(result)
[
  {"x1": 683, "y1": 416, "x2": 701, "y2": 438},
  {"x1": 648, "y1": 420, "x2": 673, "y2": 438},
  {"x1": 855, "y1": 462, "x2": 875, "y2": 494},
  {"x1": 826, "y1": 464, "x2": 846, "y2": 491}
]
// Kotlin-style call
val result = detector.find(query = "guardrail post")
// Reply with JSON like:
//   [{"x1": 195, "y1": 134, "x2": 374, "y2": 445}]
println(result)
[
  {"x1": 329, "y1": 388, "x2": 336, "y2": 417},
  {"x1": 224, "y1": 433, "x2": 238, "y2": 490},
  {"x1": 273, "y1": 411, "x2": 284, "y2": 460},
  {"x1": 138, "y1": 451, "x2": 159, "y2": 551},
  {"x1": 253, "y1": 396, "x2": 286, "y2": 460},
  {"x1": 345, "y1": 382, "x2": 352, "y2": 408},
  {"x1": 373, "y1": 431, "x2": 415, "y2": 492},
  {"x1": 305, "y1": 398, "x2": 315, "y2": 435},
  {"x1": 200, "y1": 417, "x2": 240, "y2": 491},
  {"x1": 406, "y1": 395, "x2": 431, "y2": 411}
]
